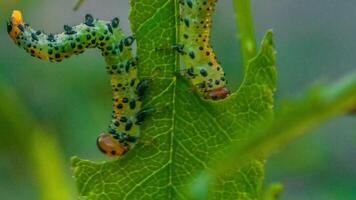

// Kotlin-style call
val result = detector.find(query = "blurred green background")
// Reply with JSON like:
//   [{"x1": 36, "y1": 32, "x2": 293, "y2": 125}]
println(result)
[{"x1": 0, "y1": 0, "x2": 355, "y2": 199}]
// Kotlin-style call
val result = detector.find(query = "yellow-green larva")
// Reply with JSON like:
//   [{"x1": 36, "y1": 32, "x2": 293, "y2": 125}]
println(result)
[
  {"x1": 178, "y1": 0, "x2": 229, "y2": 100},
  {"x1": 7, "y1": 10, "x2": 150, "y2": 157}
]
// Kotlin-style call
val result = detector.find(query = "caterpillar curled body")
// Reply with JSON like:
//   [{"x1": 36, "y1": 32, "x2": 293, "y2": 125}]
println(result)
[
  {"x1": 178, "y1": 0, "x2": 229, "y2": 100},
  {"x1": 7, "y1": 10, "x2": 151, "y2": 157}
]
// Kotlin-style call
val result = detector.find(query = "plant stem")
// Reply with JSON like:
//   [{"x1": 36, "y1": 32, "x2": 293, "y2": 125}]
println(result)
[
  {"x1": 233, "y1": 0, "x2": 257, "y2": 72},
  {"x1": 73, "y1": 0, "x2": 85, "y2": 11}
]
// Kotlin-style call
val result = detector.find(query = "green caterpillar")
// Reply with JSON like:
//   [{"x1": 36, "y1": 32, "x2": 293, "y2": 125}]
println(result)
[
  {"x1": 177, "y1": 0, "x2": 229, "y2": 100},
  {"x1": 7, "y1": 10, "x2": 150, "y2": 157}
]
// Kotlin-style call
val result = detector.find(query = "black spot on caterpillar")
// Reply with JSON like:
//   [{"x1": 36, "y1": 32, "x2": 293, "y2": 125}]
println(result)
[
  {"x1": 179, "y1": 0, "x2": 229, "y2": 100},
  {"x1": 7, "y1": 10, "x2": 151, "y2": 157}
]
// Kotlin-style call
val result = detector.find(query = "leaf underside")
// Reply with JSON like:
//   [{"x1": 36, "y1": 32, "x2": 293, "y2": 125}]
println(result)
[{"x1": 72, "y1": 0, "x2": 276, "y2": 199}]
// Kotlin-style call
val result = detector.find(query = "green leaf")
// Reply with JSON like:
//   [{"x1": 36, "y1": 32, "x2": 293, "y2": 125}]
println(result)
[
  {"x1": 72, "y1": 0, "x2": 276, "y2": 199},
  {"x1": 0, "y1": 81, "x2": 74, "y2": 200}
]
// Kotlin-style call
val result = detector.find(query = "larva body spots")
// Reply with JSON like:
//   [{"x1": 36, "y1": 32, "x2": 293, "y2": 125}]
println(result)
[
  {"x1": 7, "y1": 10, "x2": 150, "y2": 157},
  {"x1": 179, "y1": 0, "x2": 229, "y2": 100}
]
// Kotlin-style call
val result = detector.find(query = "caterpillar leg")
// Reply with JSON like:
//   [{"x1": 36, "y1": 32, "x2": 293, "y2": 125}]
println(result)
[
  {"x1": 155, "y1": 44, "x2": 186, "y2": 55},
  {"x1": 135, "y1": 107, "x2": 156, "y2": 125},
  {"x1": 172, "y1": 44, "x2": 185, "y2": 54},
  {"x1": 136, "y1": 79, "x2": 149, "y2": 98}
]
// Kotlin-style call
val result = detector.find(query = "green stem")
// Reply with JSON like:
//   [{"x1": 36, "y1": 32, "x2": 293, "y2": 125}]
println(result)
[
  {"x1": 233, "y1": 0, "x2": 257, "y2": 72},
  {"x1": 73, "y1": 0, "x2": 85, "y2": 11}
]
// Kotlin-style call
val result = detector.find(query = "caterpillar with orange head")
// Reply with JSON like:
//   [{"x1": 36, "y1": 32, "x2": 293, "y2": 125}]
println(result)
[
  {"x1": 7, "y1": 10, "x2": 152, "y2": 157},
  {"x1": 177, "y1": 0, "x2": 229, "y2": 100}
]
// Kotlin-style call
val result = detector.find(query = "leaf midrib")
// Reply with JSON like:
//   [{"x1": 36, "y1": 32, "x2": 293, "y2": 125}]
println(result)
[{"x1": 125, "y1": 0, "x2": 180, "y2": 198}]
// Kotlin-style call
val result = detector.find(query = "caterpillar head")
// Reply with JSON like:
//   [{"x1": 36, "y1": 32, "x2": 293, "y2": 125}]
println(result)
[
  {"x1": 8, "y1": 10, "x2": 24, "y2": 40},
  {"x1": 204, "y1": 87, "x2": 230, "y2": 100},
  {"x1": 96, "y1": 133, "x2": 128, "y2": 157}
]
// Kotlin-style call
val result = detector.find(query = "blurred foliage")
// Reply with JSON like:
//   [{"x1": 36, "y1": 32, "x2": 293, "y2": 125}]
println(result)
[
  {"x1": 0, "y1": 80, "x2": 74, "y2": 199},
  {"x1": 73, "y1": 0, "x2": 85, "y2": 11},
  {"x1": 29, "y1": 130, "x2": 74, "y2": 200},
  {"x1": 1, "y1": 0, "x2": 355, "y2": 200},
  {"x1": 262, "y1": 183, "x2": 283, "y2": 200}
]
